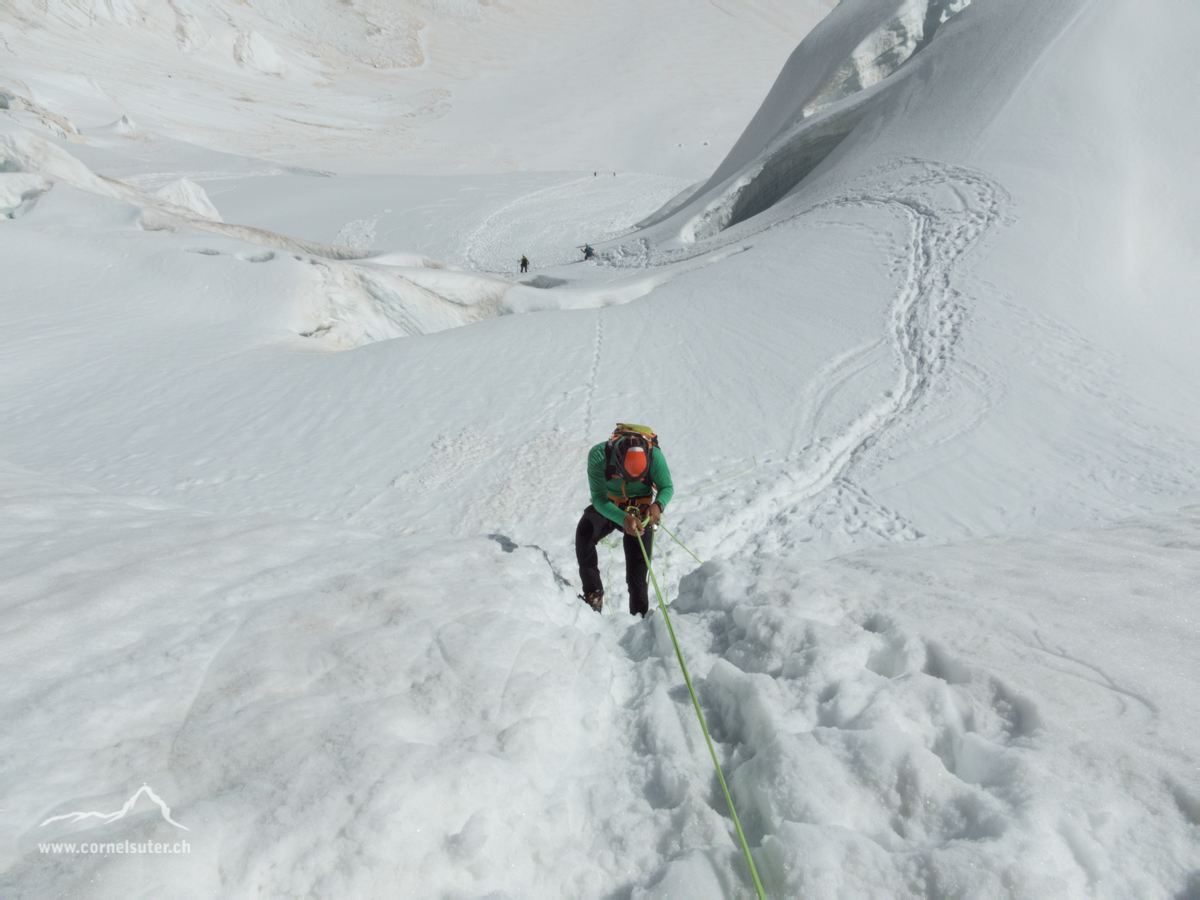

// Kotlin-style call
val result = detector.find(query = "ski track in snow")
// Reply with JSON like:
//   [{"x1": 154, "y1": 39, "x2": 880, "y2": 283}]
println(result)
[
  {"x1": 611, "y1": 160, "x2": 1010, "y2": 559},
  {"x1": 1029, "y1": 631, "x2": 1159, "y2": 722}
]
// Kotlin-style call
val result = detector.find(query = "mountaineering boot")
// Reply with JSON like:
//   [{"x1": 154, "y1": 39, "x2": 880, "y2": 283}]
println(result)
[{"x1": 579, "y1": 590, "x2": 603, "y2": 612}]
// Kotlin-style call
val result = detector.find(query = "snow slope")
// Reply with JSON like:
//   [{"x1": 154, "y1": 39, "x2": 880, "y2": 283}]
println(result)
[
  {"x1": 2, "y1": 0, "x2": 1199, "y2": 896},
  {"x1": 0, "y1": 0, "x2": 837, "y2": 175},
  {"x1": 2, "y1": 458, "x2": 1196, "y2": 896}
]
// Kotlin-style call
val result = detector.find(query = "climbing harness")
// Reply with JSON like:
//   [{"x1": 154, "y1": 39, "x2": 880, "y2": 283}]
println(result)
[
  {"x1": 634, "y1": 517, "x2": 766, "y2": 900},
  {"x1": 608, "y1": 494, "x2": 655, "y2": 513}
]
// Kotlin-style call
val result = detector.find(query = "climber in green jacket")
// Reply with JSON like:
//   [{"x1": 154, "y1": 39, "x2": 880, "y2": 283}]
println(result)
[{"x1": 575, "y1": 424, "x2": 674, "y2": 616}]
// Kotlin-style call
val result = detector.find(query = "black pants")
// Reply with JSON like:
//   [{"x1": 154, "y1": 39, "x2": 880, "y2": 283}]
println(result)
[{"x1": 575, "y1": 505, "x2": 654, "y2": 616}]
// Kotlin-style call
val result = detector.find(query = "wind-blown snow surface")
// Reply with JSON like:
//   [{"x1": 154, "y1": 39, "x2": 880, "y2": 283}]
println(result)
[{"x1": 2, "y1": 0, "x2": 1200, "y2": 897}]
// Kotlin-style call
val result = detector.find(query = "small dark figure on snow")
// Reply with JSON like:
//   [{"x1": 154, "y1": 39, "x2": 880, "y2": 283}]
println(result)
[
  {"x1": 519, "y1": 255, "x2": 529, "y2": 274},
  {"x1": 582, "y1": 244, "x2": 595, "y2": 261},
  {"x1": 576, "y1": 424, "x2": 674, "y2": 616}
]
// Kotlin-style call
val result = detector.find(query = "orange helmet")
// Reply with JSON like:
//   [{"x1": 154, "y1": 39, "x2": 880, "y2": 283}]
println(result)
[
  {"x1": 606, "y1": 425, "x2": 658, "y2": 484},
  {"x1": 611, "y1": 435, "x2": 652, "y2": 482},
  {"x1": 622, "y1": 444, "x2": 648, "y2": 478}
]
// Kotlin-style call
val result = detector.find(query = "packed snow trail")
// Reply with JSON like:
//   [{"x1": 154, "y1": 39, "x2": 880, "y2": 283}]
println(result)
[
  {"x1": 719, "y1": 160, "x2": 1008, "y2": 558},
  {"x1": 596, "y1": 159, "x2": 1008, "y2": 562}
]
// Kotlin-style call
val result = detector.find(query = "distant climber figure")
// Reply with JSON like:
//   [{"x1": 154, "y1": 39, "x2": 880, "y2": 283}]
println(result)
[
  {"x1": 582, "y1": 244, "x2": 595, "y2": 261},
  {"x1": 576, "y1": 424, "x2": 673, "y2": 617},
  {"x1": 519, "y1": 255, "x2": 529, "y2": 274}
]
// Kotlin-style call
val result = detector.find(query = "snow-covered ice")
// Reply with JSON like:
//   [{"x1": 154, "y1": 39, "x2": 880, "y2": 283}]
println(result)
[{"x1": 2, "y1": 0, "x2": 1198, "y2": 896}]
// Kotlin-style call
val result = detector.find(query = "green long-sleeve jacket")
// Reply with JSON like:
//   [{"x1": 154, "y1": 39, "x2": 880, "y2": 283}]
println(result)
[{"x1": 587, "y1": 441, "x2": 674, "y2": 526}]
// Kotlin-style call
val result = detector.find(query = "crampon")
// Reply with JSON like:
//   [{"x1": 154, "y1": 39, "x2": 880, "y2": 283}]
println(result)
[{"x1": 579, "y1": 590, "x2": 603, "y2": 612}]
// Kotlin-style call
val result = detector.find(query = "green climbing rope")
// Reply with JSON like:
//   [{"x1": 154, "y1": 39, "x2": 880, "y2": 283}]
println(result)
[
  {"x1": 657, "y1": 521, "x2": 704, "y2": 566},
  {"x1": 635, "y1": 523, "x2": 766, "y2": 899}
]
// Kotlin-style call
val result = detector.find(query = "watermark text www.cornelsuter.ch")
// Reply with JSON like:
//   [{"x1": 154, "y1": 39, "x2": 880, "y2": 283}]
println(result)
[
  {"x1": 39, "y1": 839, "x2": 191, "y2": 855},
  {"x1": 38, "y1": 783, "x2": 192, "y2": 854}
]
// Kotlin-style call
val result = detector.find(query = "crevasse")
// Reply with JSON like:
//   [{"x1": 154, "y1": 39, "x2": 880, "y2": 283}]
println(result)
[{"x1": 685, "y1": 0, "x2": 971, "y2": 242}]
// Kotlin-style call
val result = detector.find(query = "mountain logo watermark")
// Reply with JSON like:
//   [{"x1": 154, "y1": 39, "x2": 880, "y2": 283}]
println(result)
[{"x1": 40, "y1": 783, "x2": 189, "y2": 831}]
